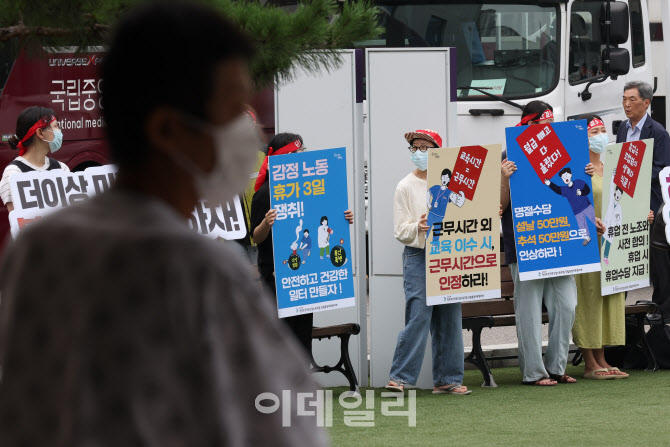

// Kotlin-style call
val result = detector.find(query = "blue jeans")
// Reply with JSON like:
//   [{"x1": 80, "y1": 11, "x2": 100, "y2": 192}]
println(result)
[
  {"x1": 510, "y1": 263, "x2": 577, "y2": 382},
  {"x1": 389, "y1": 246, "x2": 465, "y2": 386}
]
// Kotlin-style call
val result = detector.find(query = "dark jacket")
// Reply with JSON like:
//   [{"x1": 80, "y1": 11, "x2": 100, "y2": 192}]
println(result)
[{"x1": 616, "y1": 114, "x2": 670, "y2": 212}]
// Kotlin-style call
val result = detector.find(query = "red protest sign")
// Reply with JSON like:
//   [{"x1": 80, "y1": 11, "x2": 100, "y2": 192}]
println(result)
[
  {"x1": 614, "y1": 140, "x2": 646, "y2": 197},
  {"x1": 515, "y1": 124, "x2": 571, "y2": 182},
  {"x1": 450, "y1": 145, "x2": 488, "y2": 201}
]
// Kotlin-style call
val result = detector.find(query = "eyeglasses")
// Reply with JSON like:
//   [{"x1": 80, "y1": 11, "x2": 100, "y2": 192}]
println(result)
[{"x1": 408, "y1": 145, "x2": 430, "y2": 153}]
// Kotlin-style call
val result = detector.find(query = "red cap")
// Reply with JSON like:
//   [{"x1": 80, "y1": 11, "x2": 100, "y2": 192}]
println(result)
[{"x1": 404, "y1": 129, "x2": 443, "y2": 148}]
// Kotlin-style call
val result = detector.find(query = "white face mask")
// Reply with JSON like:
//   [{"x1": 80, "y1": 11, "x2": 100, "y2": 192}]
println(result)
[
  {"x1": 588, "y1": 132, "x2": 609, "y2": 154},
  {"x1": 169, "y1": 114, "x2": 263, "y2": 205}
]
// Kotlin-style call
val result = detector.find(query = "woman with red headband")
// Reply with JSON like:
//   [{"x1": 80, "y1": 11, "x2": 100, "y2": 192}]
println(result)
[
  {"x1": 515, "y1": 100, "x2": 555, "y2": 127},
  {"x1": 502, "y1": 101, "x2": 580, "y2": 386},
  {"x1": 0, "y1": 106, "x2": 69, "y2": 213},
  {"x1": 250, "y1": 133, "x2": 353, "y2": 353},
  {"x1": 572, "y1": 114, "x2": 632, "y2": 380}
]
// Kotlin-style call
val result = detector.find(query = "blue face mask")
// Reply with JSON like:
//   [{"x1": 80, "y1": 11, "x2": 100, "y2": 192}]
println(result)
[
  {"x1": 45, "y1": 129, "x2": 63, "y2": 153},
  {"x1": 410, "y1": 150, "x2": 428, "y2": 171},
  {"x1": 588, "y1": 132, "x2": 608, "y2": 154}
]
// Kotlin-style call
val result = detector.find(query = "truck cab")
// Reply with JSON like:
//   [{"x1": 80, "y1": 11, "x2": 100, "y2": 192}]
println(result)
[{"x1": 369, "y1": 0, "x2": 652, "y2": 145}]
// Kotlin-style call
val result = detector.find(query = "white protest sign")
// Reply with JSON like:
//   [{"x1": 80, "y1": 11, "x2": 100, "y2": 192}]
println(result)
[
  {"x1": 661, "y1": 166, "x2": 670, "y2": 245},
  {"x1": 8, "y1": 164, "x2": 246, "y2": 240}
]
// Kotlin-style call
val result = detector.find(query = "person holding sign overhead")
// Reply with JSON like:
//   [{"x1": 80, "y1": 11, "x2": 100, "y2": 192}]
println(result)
[
  {"x1": 572, "y1": 115, "x2": 628, "y2": 379},
  {"x1": 386, "y1": 129, "x2": 471, "y2": 396},
  {"x1": 251, "y1": 133, "x2": 354, "y2": 353},
  {"x1": 0, "y1": 106, "x2": 69, "y2": 214}
]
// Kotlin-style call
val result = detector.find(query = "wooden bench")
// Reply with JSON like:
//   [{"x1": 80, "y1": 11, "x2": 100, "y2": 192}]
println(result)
[
  {"x1": 461, "y1": 253, "x2": 659, "y2": 387},
  {"x1": 310, "y1": 323, "x2": 360, "y2": 392}
]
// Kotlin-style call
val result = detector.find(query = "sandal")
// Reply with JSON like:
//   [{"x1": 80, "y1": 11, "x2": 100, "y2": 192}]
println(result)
[
  {"x1": 549, "y1": 373, "x2": 577, "y2": 383},
  {"x1": 606, "y1": 367, "x2": 629, "y2": 379},
  {"x1": 522, "y1": 377, "x2": 557, "y2": 386},
  {"x1": 432, "y1": 384, "x2": 472, "y2": 395},
  {"x1": 583, "y1": 368, "x2": 613, "y2": 380},
  {"x1": 385, "y1": 380, "x2": 404, "y2": 392}
]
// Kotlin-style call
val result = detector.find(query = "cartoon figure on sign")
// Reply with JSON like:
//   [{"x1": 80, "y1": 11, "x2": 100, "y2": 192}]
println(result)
[
  {"x1": 544, "y1": 166, "x2": 597, "y2": 245},
  {"x1": 298, "y1": 229, "x2": 312, "y2": 264},
  {"x1": 284, "y1": 219, "x2": 303, "y2": 270},
  {"x1": 426, "y1": 168, "x2": 465, "y2": 242},
  {"x1": 318, "y1": 215, "x2": 333, "y2": 259},
  {"x1": 602, "y1": 169, "x2": 624, "y2": 265}
]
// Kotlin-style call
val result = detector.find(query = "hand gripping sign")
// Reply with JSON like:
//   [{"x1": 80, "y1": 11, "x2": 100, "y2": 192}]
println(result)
[
  {"x1": 8, "y1": 164, "x2": 246, "y2": 240},
  {"x1": 614, "y1": 140, "x2": 647, "y2": 197},
  {"x1": 515, "y1": 123, "x2": 572, "y2": 182}
]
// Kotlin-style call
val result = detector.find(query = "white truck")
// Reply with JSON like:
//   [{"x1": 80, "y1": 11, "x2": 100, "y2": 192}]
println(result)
[{"x1": 365, "y1": 0, "x2": 654, "y2": 145}]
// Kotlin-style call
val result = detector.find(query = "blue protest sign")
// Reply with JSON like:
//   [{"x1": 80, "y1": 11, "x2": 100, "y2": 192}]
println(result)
[
  {"x1": 505, "y1": 120, "x2": 601, "y2": 280},
  {"x1": 269, "y1": 147, "x2": 356, "y2": 317}
]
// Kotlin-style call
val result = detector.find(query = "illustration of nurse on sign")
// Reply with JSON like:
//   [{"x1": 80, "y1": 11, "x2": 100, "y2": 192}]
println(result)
[
  {"x1": 426, "y1": 168, "x2": 465, "y2": 242},
  {"x1": 544, "y1": 166, "x2": 597, "y2": 246},
  {"x1": 602, "y1": 169, "x2": 624, "y2": 265}
]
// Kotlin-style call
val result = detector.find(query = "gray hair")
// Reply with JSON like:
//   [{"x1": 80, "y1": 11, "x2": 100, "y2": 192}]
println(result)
[{"x1": 624, "y1": 81, "x2": 653, "y2": 101}]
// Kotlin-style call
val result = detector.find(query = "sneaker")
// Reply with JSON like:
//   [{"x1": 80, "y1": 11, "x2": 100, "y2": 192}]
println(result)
[
  {"x1": 604, "y1": 258, "x2": 609, "y2": 265},
  {"x1": 582, "y1": 237, "x2": 591, "y2": 246}
]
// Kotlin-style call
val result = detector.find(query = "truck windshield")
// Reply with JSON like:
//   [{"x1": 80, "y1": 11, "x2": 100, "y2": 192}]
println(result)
[{"x1": 369, "y1": 2, "x2": 560, "y2": 100}]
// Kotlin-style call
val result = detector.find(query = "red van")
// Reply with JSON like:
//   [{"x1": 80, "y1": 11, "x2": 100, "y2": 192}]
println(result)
[{"x1": 0, "y1": 45, "x2": 110, "y2": 242}]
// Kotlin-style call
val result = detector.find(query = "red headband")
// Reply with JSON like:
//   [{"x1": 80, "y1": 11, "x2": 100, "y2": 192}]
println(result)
[
  {"x1": 16, "y1": 116, "x2": 55, "y2": 156},
  {"x1": 516, "y1": 113, "x2": 539, "y2": 127},
  {"x1": 588, "y1": 118, "x2": 605, "y2": 130},
  {"x1": 539, "y1": 109, "x2": 554, "y2": 121},
  {"x1": 516, "y1": 109, "x2": 553, "y2": 127},
  {"x1": 254, "y1": 138, "x2": 303, "y2": 191}
]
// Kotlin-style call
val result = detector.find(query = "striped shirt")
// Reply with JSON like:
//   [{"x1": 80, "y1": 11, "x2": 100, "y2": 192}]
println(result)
[{"x1": 0, "y1": 156, "x2": 70, "y2": 205}]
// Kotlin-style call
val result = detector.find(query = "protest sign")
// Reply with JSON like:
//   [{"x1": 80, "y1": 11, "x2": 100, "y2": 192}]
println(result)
[
  {"x1": 600, "y1": 139, "x2": 653, "y2": 295},
  {"x1": 506, "y1": 120, "x2": 601, "y2": 280},
  {"x1": 8, "y1": 164, "x2": 245, "y2": 240},
  {"x1": 269, "y1": 147, "x2": 355, "y2": 318},
  {"x1": 425, "y1": 144, "x2": 502, "y2": 304}
]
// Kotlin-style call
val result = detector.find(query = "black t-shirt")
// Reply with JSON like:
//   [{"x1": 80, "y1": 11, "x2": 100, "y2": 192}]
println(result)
[
  {"x1": 250, "y1": 181, "x2": 275, "y2": 279},
  {"x1": 501, "y1": 150, "x2": 517, "y2": 265}
]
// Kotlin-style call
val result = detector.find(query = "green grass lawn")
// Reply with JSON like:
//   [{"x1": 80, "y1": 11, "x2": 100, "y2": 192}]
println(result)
[{"x1": 326, "y1": 366, "x2": 670, "y2": 446}]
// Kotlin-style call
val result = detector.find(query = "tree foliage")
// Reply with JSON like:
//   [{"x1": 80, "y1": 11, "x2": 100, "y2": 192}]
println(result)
[{"x1": 0, "y1": 0, "x2": 382, "y2": 87}]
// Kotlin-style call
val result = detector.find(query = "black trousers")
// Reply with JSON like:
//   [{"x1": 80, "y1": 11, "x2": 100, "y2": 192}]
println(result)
[
  {"x1": 261, "y1": 273, "x2": 314, "y2": 355},
  {"x1": 650, "y1": 244, "x2": 670, "y2": 316}
]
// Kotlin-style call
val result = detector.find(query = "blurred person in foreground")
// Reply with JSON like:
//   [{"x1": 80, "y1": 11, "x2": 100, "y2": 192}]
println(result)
[{"x1": 0, "y1": 2, "x2": 327, "y2": 446}]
